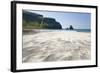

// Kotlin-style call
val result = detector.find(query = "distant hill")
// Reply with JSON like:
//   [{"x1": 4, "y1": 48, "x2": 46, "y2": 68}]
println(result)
[{"x1": 23, "y1": 10, "x2": 62, "y2": 29}]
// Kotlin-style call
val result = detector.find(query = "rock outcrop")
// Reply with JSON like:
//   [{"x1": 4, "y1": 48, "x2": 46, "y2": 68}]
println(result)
[
  {"x1": 23, "y1": 10, "x2": 62, "y2": 29},
  {"x1": 43, "y1": 18, "x2": 62, "y2": 29}
]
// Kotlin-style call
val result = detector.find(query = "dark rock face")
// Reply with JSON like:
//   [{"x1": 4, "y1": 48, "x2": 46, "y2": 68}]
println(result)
[
  {"x1": 23, "y1": 10, "x2": 62, "y2": 29},
  {"x1": 43, "y1": 18, "x2": 62, "y2": 29}
]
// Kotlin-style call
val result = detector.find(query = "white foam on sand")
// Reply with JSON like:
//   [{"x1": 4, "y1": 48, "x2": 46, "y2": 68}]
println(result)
[{"x1": 22, "y1": 31, "x2": 91, "y2": 63}]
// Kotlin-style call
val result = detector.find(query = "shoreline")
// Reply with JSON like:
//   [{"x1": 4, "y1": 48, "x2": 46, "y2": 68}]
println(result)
[{"x1": 23, "y1": 29, "x2": 90, "y2": 34}]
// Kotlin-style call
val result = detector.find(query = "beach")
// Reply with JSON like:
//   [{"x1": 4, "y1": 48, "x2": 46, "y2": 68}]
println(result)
[{"x1": 22, "y1": 30, "x2": 91, "y2": 63}]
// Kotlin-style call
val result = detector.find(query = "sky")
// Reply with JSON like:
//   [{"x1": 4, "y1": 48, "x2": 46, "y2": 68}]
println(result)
[{"x1": 26, "y1": 10, "x2": 91, "y2": 29}]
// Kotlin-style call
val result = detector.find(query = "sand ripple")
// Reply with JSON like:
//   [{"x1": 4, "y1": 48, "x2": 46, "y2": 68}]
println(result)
[{"x1": 22, "y1": 31, "x2": 91, "y2": 62}]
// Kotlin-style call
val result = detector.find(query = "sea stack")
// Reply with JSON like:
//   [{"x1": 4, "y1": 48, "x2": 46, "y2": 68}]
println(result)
[{"x1": 69, "y1": 25, "x2": 74, "y2": 30}]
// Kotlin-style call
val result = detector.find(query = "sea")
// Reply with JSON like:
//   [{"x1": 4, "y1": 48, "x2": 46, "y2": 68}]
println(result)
[{"x1": 38, "y1": 29, "x2": 91, "y2": 32}]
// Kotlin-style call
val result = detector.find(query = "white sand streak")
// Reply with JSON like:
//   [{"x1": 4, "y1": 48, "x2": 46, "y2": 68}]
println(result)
[{"x1": 22, "y1": 31, "x2": 91, "y2": 62}]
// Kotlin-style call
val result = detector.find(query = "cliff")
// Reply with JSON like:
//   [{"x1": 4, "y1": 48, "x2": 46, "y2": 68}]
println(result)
[{"x1": 23, "y1": 10, "x2": 62, "y2": 29}]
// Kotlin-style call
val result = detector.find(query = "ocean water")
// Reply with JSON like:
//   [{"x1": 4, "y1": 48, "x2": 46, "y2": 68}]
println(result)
[
  {"x1": 74, "y1": 29, "x2": 91, "y2": 32},
  {"x1": 38, "y1": 29, "x2": 91, "y2": 32}
]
